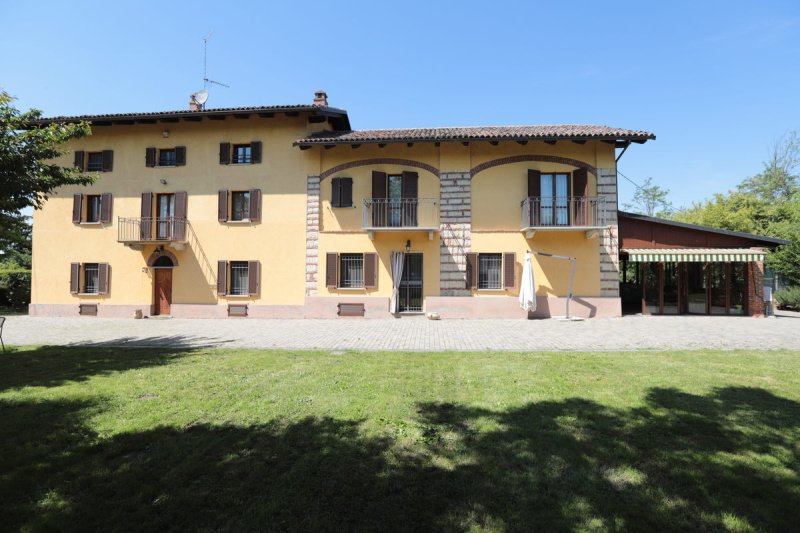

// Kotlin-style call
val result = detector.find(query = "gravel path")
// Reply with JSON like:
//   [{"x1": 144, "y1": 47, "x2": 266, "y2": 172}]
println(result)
[{"x1": 3, "y1": 312, "x2": 799, "y2": 351}]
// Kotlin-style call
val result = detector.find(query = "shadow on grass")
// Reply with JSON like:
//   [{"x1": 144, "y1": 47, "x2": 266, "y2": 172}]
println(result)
[
  {"x1": 0, "y1": 337, "x2": 205, "y2": 392},
  {"x1": 1, "y1": 387, "x2": 798, "y2": 531}
]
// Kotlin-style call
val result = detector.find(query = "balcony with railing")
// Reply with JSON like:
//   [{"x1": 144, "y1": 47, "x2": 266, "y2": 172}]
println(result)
[
  {"x1": 521, "y1": 196, "x2": 607, "y2": 237},
  {"x1": 362, "y1": 198, "x2": 439, "y2": 239},
  {"x1": 117, "y1": 217, "x2": 188, "y2": 249}
]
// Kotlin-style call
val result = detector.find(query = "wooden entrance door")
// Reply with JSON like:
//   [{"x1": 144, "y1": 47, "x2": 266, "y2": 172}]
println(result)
[{"x1": 154, "y1": 268, "x2": 172, "y2": 315}]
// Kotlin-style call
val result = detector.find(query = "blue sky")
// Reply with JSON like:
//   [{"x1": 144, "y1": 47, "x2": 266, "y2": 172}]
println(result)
[{"x1": 2, "y1": 0, "x2": 798, "y2": 208}]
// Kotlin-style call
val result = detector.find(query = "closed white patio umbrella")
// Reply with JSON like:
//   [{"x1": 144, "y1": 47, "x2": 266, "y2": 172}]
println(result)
[{"x1": 519, "y1": 250, "x2": 536, "y2": 312}]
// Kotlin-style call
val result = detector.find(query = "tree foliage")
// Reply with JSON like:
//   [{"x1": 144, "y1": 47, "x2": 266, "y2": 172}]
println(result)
[
  {"x1": 623, "y1": 177, "x2": 673, "y2": 217},
  {"x1": 0, "y1": 90, "x2": 93, "y2": 245},
  {"x1": 673, "y1": 133, "x2": 800, "y2": 284}
]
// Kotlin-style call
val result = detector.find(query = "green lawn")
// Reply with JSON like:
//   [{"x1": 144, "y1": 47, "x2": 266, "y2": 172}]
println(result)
[{"x1": 1, "y1": 346, "x2": 799, "y2": 532}]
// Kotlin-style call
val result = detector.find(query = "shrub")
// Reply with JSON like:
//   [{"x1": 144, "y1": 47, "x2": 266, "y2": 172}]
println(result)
[
  {"x1": 774, "y1": 286, "x2": 800, "y2": 310},
  {"x1": 0, "y1": 271, "x2": 31, "y2": 310}
]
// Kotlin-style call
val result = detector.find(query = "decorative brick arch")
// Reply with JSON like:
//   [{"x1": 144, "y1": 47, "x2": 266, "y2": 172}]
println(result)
[
  {"x1": 470, "y1": 155, "x2": 597, "y2": 179},
  {"x1": 146, "y1": 249, "x2": 179, "y2": 267},
  {"x1": 319, "y1": 158, "x2": 440, "y2": 181}
]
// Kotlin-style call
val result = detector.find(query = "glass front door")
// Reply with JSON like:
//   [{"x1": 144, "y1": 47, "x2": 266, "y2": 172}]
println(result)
[
  {"x1": 540, "y1": 173, "x2": 569, "y2": 226},
  {"x1": 399, "y1": 254, "x2": 423, "y2": 313},
  {"x1": 156, "y1": 194, "x2": 175, "y2": 239},
  {"x1": 388, "y1": 175, "x2": 403, "y2": 227}
]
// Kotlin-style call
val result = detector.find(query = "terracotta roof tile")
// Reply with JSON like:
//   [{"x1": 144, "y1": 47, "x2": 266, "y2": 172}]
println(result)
[{"x1": 295, "y1": 124, "x2": 655, "y2": 145}]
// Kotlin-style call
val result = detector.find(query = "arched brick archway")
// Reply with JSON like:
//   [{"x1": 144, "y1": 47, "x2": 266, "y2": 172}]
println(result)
[
  {"x1": 470, "y1": 155, "x2": 597, "y2": 178},
  {"x1": 146, "y1": 249, "x2": 179, "y2": 267},
  {"x1": 319, "y1": 158, "x2": 440, "y2": 181}
]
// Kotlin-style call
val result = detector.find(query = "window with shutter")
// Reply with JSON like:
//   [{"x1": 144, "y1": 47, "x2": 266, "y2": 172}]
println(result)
[
  {"x1": 158, "y1": 148, "x2": 177, "y2": 167},
  {"x1": 219, "y1": 142, "x2": 231, "y2": 165},
  {"x1": 251, "y1": 141, "x2": 262, "y2": 164},
  {"x1": 249, "y1": 189, "x2": 262, "y2": 222},
  {"x1": 230, "y1": 191, "x2": 250, "y2": 221},
  {"x1": 72, "y1": 194, "x2": 82, "y2": 224},
  {"x1": 503, "y1": 252, "x2": 516, "y2": 289},
  {"x1": 248, "y1": 260, "x2": 260, "y2": 295},
  {"x1": 86, "y1": 152, "x2": 104, "y2": 172},
  {"x1": 100, "y1": 193, "x2": 113, "y2": 223},
  {"x1": 478, "y1": 253, "x2": 503, "y2": 290},
  {"x1": 173, "y1": 192, "x2": 187, "y2": 240},
  {"x1": 326, "y1": 253, "x2": 338, "y2": 288},
  {"x1": 364, "y1": 253, "x2": 378, "y2": 288},
  {"x1": 70, "y1": 263, "x2": 80, "y2": 294},
  {"x1": 141, "y1": 192, "x2": 153, "y2": 239},
  {"x1": 175, "y1": 146, "x2": 187, "y2": 166},
  {"x1": 331, "y1": 178, "x2": 342, "y2": 208},
  {"x1": 218, "y1": 190, "x2": 229, "y2": 222},
  {"x1": 339, "y1": 254, "x2": 364, "y2": 288},
  {"x1": 85, "y1": 195, "x2": 101, "y2": 223},
  {"x1": 145, "y1": 147, "x2": 156, "y2": 167},
  {"x1": 98, "y1": 263, "x2": 110, "y2": 294},
  {"x1": 232, "y1": 144, "x2": 252, "y2": 164},
  {"x1": 229, "y1": 261, "x2": 249, "y2": 295},
  {"x1": 217, "y1": 260, "x2": 228, "y2": 295},
  {"x1": 102, "y1": 150, "x2": 114, "y2": 172}
]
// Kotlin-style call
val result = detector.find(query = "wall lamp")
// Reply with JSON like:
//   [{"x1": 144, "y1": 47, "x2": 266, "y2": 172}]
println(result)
[
  {"x1": 405, "y1": 240, "x2": 411, "y2": 253},
  {"x1": 160, "y1": 178, "x2": 168, "y2": 185},
  {"x1": 162, "y1": 129, "x2": 170, "y2": 138}
]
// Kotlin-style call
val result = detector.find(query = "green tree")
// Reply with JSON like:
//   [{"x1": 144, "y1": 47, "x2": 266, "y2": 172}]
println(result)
[
  {"x1": 0, "y1": 91, "x2": 93, "y2": 307},
  {"x1": 673, "y1": 133, "x2": 800, "y2": 284},
  {"x1": 623, "y1": 177, "x2": 673, "y2": 217},
  {"x1": 0, "y1": 91, "x2": 93, "y2": 245}
]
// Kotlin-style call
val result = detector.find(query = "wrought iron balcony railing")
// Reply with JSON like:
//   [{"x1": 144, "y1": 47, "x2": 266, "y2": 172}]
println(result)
[
  {"x1": 362, "y1": 198, "x2": 439, "y2": 230},
  {"x1": 117, "y1": 217, "x2": 188, "y2": 243},
  {"x1": 521, "y1": 196, "x2": 607, "y2": 229}
]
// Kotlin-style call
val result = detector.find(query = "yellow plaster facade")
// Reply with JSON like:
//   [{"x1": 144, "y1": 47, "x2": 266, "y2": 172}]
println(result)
[{"x1": 30, "y1": 99, "x2": 631, "y2": 319}]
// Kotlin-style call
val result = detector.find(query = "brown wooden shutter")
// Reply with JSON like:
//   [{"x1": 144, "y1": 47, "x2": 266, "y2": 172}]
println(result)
[
  {"x1": 401, "y1": 171, "x2": 419, "y2": 226},
  {"x1": 326, "y1": 252, "x2": 339, "y2": 288},
  {"x1": 74, "y1": 150, "x2": 85, "y2": 170},
  {"x1": 100, "y1": 193, "x2": 112, "y2": 223},
  {"x1": 101, "y1": 150, "x2": 113, "y2": 172},
  {"x1": 572, "y1": 168, "x2": 589, "y2": 225},
  {"x1": 145, "y1": 147, "x2": 156, "y2": 167},
  {"x1": 219, "y1": 142, "x2": 230, "y2": 165},
  {"x1": 503, "y1": 252, "x2": 516, "y2": 290},
  {"x1": 98, "y1": 263, "x2": 110, "y2": 294},
  {"x1": 248, "y1": 260, "x2": 260, "y2": 295},
  {"x1": 173, "y1": 191, "x2": 187, "y2": 240},
  {"x1": 364, "y1": 252, "x2": 378, "y2": 288},
  {"x1": 218, "y1": 190, "x2": 228, "y2": 222},
  {"x1": 175, "y1": 146, "x2": 186, "y2": 166},
  {"x1": 141, "y1": 192, "x2": 153, "y2": 239},
  {"x1": 401, "y1": 171, "x2": 418, "y2": 199},
  {"x1": 251, "y1": 141, "x2": 262, "y2": 164},
  {"x1": 331, "y1": 178, "x2": 341, "y2": 208},
  {"x1": 372, "y1": 170, "x2": 387, "y2": 199},
  {"x1": 70, "y1": 263, "x2": 80, "y2": 294},
  {"x1": 466, "y1": 253, "x2": 478, "y2": 289},
  {"x1": 249, "y1": 189, "x2": 261, "y2": 222},
  {"x1": 217, "y1": 260, "x2": 228, "y2": 295},
  {"x1": 341, "y1": 177, "x2": 353, "y2": 207},
  {"x1": 528, "y1": 169, "x2": 541, "y2": 198},
  {"x1": 72, "y1": 194, "x2": 82, "y2": 224}
]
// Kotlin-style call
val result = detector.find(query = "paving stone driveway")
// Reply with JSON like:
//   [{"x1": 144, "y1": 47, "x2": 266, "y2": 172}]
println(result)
[{"x1": 3, "y1": 312, "x2": 799, "y2": 351}]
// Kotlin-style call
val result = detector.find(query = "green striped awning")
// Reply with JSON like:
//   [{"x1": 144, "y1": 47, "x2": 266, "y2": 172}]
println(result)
[{"x1": 622, "y1": 248, "x2": 766, "y2": 263}]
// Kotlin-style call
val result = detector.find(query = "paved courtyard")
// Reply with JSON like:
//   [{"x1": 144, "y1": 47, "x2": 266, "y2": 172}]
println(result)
[{"x1": 3, "y1": 312, "x2": 799, "y2": 351}]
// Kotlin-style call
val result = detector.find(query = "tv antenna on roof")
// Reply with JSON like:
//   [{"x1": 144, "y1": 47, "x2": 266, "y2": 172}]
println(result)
[
  {"x1": 203, "y1": 33, "x2": 229, "y2": 90},
  {"x1": 190, "y1": 33, "x2": 229, "y2": 110}
]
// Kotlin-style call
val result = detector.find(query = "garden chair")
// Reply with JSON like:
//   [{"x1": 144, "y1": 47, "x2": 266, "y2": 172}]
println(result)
[{"x1": 0, "y1": 316, "x2": 5, "y2": 352}]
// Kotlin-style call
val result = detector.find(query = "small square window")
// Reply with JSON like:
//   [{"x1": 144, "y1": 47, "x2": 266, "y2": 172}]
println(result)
[
  {"x1": 478, "y1": 254, "x2": 502, "y2": 290},
  {"x1": 158, "y1": 149, "x2": 177, "y2": 167},
  {"x1": 231, "y1": 191, "x2": 251, "y2": 221},
  {"x1": 232, "y1": 144, "x2": 252, "y2": 164},
  {"x1": 339, "y1": 254, "x2": 364, "y2": 288},
  {"x1": 86, "y1": 152, "x2": 103, "y2": 172},
  {"x1": 83, "y1": 263, "x2": 99, "y2": 294},
  {"x1": 85, "y1": 195, "x2": 101, "y2": 223},
  {"x1": 229, "y1": 261, "x2": 250, "y2": 296}
]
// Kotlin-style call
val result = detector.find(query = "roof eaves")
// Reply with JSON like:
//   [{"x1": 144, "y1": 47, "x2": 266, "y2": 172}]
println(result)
[{"x1": 618, "y1": 210, "x2": 790, "y2": 246}]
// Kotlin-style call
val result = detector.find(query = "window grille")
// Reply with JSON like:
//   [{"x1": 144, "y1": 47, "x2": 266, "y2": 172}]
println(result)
[
  {"x1": 339, "y1": 254, "x2": 364, "y2": 288},
  {"x1": 86, "y1": 152, "x2": 104, "y2": 171},
  {"x1": 84, "y1": 264, "x2": 99, "y2": 293},
  {"x1": 478, "y1": 254, "x2": 502, "y2": 290},
  {"x1": 229, "y1": 261, "x2": 250, "y2": 295}
]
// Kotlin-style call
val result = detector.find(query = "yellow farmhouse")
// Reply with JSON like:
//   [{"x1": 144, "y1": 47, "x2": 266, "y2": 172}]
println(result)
[{"x1": 29, "y1": 91, "x2": 658, "y2": 318}]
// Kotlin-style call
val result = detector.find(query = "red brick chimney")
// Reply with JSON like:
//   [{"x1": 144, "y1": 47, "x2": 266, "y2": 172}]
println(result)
[{"x1": 313, "y1": 90, "x2": 328, "y2": 107}]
